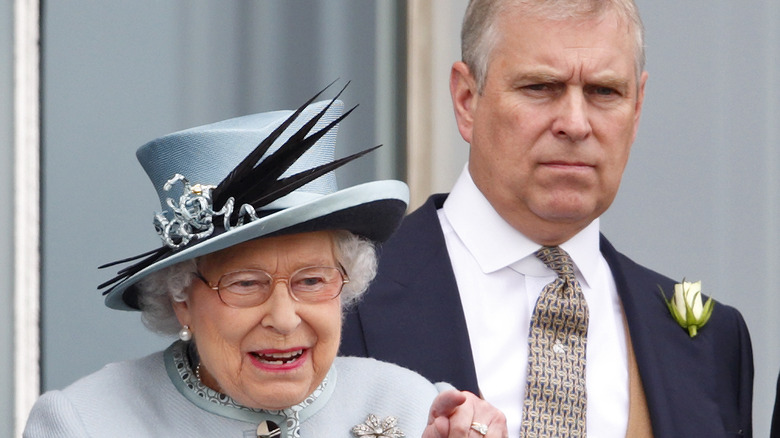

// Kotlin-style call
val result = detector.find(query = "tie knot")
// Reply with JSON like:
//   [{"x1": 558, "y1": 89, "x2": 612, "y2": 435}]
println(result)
[{"x1": 535, "y1": 246, "x2": 575, "y2": 278}]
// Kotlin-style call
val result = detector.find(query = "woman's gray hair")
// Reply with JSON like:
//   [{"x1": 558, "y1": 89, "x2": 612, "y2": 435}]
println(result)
[
  {"x1": 462, "y1": 0, "x2": 645, "y2": 93},
  {"x1": 137, "y1": 230, "x2": 377, "y2": 336}
]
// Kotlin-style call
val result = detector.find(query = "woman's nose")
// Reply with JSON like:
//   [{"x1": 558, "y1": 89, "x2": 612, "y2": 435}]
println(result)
[{"x1": 259, "y1": 282, "x2": 302, "y2": 334}]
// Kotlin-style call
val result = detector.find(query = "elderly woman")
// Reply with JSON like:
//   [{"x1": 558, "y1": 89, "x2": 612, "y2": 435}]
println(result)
[{"x1": 24, "y1": 87, "x2": 507, "y2": 438}]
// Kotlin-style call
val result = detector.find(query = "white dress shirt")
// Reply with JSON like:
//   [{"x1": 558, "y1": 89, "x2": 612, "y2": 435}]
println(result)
[{"x1": 438, "y1": 167, "x2": 629, "y2": 437}]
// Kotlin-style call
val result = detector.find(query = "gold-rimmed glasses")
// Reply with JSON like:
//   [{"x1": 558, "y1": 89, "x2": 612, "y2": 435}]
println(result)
[{"x1": 194, "y1": 266, "x2": 349, "y2": 308}]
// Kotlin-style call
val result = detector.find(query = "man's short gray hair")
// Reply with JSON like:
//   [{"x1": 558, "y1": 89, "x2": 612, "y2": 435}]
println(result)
[
  {"x1": 461, "y1": 0, "x2": 645, "y2": 93},
  {"x1": 137, "y1": 230, "x2": 378, "y2": 336}
]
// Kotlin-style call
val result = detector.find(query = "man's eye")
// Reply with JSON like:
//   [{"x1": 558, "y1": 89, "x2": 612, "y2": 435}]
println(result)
[
  {"x1": 524, "y1": 82, "x2": 563, "y2": 93},
  {"x1": 589, "y1": 86, "x2": 618, "y2": 96}
]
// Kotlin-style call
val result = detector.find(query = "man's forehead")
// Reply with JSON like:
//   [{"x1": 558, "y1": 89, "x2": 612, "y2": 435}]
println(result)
[{"x1": 497, "y1": 7, "x2": 638, "y2": 54}]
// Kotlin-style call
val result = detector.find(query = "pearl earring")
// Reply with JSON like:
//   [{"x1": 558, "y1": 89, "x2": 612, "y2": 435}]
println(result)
[{"x1": 178, "y1": 325, "x2": 192, "y2": 341}]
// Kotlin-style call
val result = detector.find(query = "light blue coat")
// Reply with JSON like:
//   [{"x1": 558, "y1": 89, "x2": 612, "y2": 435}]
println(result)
[{"x1": 24, "y1": 343, "x2": 453, "y2": 437}]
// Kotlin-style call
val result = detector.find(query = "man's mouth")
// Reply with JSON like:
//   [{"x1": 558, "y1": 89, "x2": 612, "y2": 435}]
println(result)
[
  {"x1": 251, "y1": 349, "x2": 304, "y2": 365},
  {"x1": 542, "y1": 160, "x2": 593, "y2": 168}
]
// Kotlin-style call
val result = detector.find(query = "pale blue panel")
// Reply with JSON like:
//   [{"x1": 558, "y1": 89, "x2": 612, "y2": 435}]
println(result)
[{"x1": 41, "y1": 0, "x2": 398, "y2": 395}]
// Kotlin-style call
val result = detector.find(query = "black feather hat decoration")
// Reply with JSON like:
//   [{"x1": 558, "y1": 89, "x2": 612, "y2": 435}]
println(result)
[{"x1": 99, "y1": 82, "x2": 409, "y2": 311}]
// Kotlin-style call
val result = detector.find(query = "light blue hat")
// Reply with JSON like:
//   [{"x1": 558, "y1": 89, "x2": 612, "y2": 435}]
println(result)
[{"x1": 100, "y1": 86, "x2": 409, "y2": 311}]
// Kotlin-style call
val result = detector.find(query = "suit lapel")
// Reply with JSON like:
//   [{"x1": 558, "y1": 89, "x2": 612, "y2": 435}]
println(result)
[{"x1": 600, "y1": 235, "x2": 739, "y2": 437}]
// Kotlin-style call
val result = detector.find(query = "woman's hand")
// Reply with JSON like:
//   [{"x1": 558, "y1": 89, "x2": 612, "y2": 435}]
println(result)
[{"x1": 422, "y1": 390, "x2": 508, "y2": 438}]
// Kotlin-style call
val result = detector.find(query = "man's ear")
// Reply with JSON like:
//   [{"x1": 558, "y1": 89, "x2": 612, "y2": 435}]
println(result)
[
  {"x1": 631, "y1": 70, "x2": 649, "y2": 142},
  {"x1": 449, "y1": 61, "x2": 479, "y2": 144}
]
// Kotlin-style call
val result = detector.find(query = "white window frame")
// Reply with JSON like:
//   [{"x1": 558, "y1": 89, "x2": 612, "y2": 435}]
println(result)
[{"x1": 14, "y1": 0, "x2": 41, "y2": 436}]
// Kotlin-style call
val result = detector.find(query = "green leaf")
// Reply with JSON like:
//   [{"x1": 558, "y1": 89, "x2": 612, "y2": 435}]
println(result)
[{"x1": 698, "y1": 297, "x2": 715, "y2": 327}]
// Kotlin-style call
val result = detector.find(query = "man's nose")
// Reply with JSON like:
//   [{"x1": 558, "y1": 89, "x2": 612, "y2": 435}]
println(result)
[{"x1": 552, "y1": 89, "x2": 592, "y2": 142}]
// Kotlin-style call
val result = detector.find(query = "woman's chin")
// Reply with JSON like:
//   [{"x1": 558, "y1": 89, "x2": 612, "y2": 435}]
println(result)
[
  {"x1": 236, "y1": 382, "x2": 311, "y2": 411},
  {"x1": 229, "y1": 351, "x2": 316, "y2": 410}
]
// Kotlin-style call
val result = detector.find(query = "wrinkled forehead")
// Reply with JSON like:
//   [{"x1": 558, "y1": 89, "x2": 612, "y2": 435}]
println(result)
[
  {"x1": 494, "y1": 3, "x2": 643, "y2": 77},
  {"x1": 197, "y1": 231, "x2": 339, "y2": 271}
]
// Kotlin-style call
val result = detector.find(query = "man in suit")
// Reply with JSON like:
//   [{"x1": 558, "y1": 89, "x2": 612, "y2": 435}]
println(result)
[{"x1": 341, "y1": 0, "x2": 753, "y2": 436}]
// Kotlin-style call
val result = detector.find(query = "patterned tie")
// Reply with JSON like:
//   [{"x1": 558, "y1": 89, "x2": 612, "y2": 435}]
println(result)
[{"x1": 520, "y1": 246, "x2": 589, "y2": 437}]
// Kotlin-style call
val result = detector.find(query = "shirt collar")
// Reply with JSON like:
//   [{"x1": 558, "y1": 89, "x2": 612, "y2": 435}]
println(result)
[
  {"x1": 441, "y1": 166, "x2": 601, "y2": 288},
  {"x1": 557, "y1": 220, "x2": 601, "y2": 289}
]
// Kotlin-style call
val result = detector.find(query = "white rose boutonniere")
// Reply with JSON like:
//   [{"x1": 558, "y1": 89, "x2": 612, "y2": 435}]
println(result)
[{"x1": 659, "y1": 280, "x2": 714, "y2": 337}]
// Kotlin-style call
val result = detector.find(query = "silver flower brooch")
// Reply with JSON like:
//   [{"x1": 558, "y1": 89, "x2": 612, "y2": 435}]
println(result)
[{"x1": 352, "y1": 414, "x2": 405, "y2": 438}]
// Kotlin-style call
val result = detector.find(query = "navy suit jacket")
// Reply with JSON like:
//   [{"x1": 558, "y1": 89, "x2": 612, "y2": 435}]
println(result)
[{"x1": 341, "y1": 194, "x2": 753, "y2": 438}]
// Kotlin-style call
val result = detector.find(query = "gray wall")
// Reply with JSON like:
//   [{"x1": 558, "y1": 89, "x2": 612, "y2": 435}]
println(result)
[
  {"x1": 604, "y1": 1, "x2": 780, "y2": 435},
  {"x1": 40, "y1": 0, "x2": 402, "y2": 391},
  {"x1": 1, "y1": 1, "x2": 15, "y2": 436}
]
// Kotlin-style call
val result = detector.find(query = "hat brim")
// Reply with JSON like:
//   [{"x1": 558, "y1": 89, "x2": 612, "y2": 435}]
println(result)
[{"x1": 104, "y1": 179, "x2": 409, "y2": 311}]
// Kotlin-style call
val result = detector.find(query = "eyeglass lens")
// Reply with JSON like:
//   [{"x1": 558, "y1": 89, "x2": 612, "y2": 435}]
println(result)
[{"x1": 216, "y1": 267, "x2": 345, "y2": 307}]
